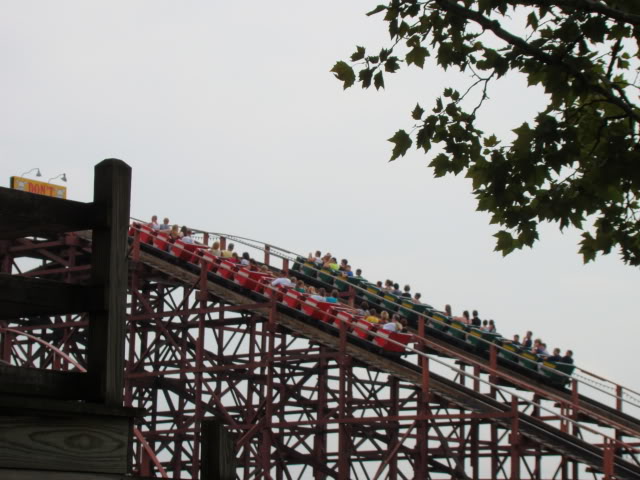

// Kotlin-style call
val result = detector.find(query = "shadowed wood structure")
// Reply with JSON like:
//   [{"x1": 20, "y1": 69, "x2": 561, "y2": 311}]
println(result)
[{"x1": 0, "y1": 159, "x2": 136, "y2": 479}]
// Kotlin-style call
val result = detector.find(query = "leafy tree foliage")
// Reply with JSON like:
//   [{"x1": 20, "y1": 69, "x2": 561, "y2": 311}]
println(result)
[{"x1": 332, "y1": 0, "x2": 640, "y2": 265}]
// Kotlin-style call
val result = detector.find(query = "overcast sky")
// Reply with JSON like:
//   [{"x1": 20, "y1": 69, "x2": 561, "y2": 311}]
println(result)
[{"x1": 1, "y1": 1, "x2": 639, "y2": 397}]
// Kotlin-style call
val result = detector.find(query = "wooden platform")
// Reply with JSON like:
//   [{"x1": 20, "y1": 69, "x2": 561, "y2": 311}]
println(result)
[{"x1": 0, "y1": 394, "x2": 138, "y2": 476}]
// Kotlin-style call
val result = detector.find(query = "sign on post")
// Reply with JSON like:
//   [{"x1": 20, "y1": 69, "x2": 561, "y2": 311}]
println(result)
[{"x1": 10, "y1": 176, "x2": 67, "y2": 199}]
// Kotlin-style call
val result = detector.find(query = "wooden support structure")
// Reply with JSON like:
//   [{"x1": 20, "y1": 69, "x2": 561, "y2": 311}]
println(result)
[
  {"x1": 87, "y1": 159, "x2": 131, "y2": 405},
  {"x1": 0, "y1": 364, "x2": 88, "y2": 399},
  {"x1": 201, "y1": 419, "x2": 236, "y2": 480},
  {"x1": 0, "y1": 159, "x2": 136, "y2": 479},
  {"x1": 0, "y1": 273, "x2": 103, "y2": 319},
  {"x1": 0, "y1": 396, "x2": 132, "y2": 474},
  {"x1": 2, "y1": 159, "x2": 639, "y2": 478},
  {"x1": 0, "y1": 187, "x2": 102, "y2": 240}
]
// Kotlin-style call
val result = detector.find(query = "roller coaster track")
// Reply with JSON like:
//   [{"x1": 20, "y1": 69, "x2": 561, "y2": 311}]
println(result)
[
  {"x1": 131, "y1": 237, "x2": 640, "y2": 479},
  {"x1": 3, "y1": 228, "x2": 640, "y2": 479},
  {"x1": 195, "y1": 226, "x2": 640, "y2": 438}
]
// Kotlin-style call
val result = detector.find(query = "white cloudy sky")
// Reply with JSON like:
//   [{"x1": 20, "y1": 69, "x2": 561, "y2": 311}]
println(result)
[{"x1": 1, "y1": 1, "x2": 639, "y2": 396}]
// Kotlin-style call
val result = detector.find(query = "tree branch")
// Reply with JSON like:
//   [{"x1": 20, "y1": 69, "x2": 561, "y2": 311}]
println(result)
[
  {"x1": 433, "y1": 0, "x2": 640, "y2": 123},
  {"x1": 521, "y1": 0, "x2": 640, "y2": 27},
  {"x1": 607, "y1": 37, "x2": 623, "y2": 79}
]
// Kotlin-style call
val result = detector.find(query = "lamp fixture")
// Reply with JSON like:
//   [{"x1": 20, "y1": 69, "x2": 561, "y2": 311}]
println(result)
[
  {"x1": 47, "y1": 173, "x2": 67, "y2": 183},
  {"x1": 20, "y1": 168, "x2": 42, "y2": 177}
]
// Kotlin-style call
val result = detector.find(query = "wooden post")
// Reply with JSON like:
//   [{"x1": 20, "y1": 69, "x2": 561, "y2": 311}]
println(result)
[
  {"x1": 489, "y1": 344, "x2": 497, "y2": 385},
  {"x1": 132, "y1": 226, "x2": 140, "y2": 262},
  {"x1": 510, "y1": 397, "x2": 521, "y2": 479},
  {"x1": 264, "y1": 245, "x2": 271, "y2": 266},
  {"x1": 87, "y1": 159, "x2": 131, "y2": 405},
  {"x1": 201, "y1": 419, "x2": 236, "y2": 480},
  {"x1": 603, "y1": 438, "x2": 614, "y2": 480},
  {"x1": 616, "y1": 385, "x2": 623, "y2": 411}
]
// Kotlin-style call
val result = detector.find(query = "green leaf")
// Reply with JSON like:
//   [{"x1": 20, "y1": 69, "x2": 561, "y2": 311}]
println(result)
[
  {"x1": 359, "y1": 68, "x2": 373, "y2": 89},
  {"x1": 388, "y1": 130, "x2": 412, "y2": 161},
  {"x1": 605, "y1": 185, "x2": 624, "y2": 202},
  {"x1": 518, "y1": 227, "x2": 539, "y2": 247},
  {"x1": 433, "y1": 97, "x2": 443, "y2": 113},
  {"x1": 383, "y1": 6, "x2": 398, "y2": 21},
  {"x1": 477, "y1": 0, "x2": 492, "y2": 13},
  {"x1": 412, "y1": 103, "x2": 425, "y2": 120},
  {"x1": 579, "y1": 233, "x2": 597, "y2": 263},
  {"x1": 406, "y1": 34, "x2": 421, "y2": 48},
  {"x1": 389, "y1": 18, "x2": 399, "y2": 39},
  {"x1": 429, "y1": 153, "x2": 450, "y2": 177},
  {"x1": 483, "y1": 135, "x2": 499, "y2": 147},
  {"x1": 406, "y1": 45, "x2": 429, "y2": 68},
  {"x1": 406, "y1": 3, "x2": 420, "y2": 16},
  {"x1": 476, "y1": 195, "x2": 495, "y2": 212},
  {"x1": 350, "y1": 46, "x2": 366, "y2": 62},
  {"x1": 367, "y1": 5, "x2": 386, "y2": 16},
  {"x1": 374, "y1": 71, "x2": 385, "y2": 90},
  {"x1": 527, "y1": 12, "x2": 538, "y2": 30},
  {"x1": 582, "y1": 16, "x2": 607, "y2": 43},
  {"x1": 494, "y1": 230, "x2": 515, "y2": 256},
  {"x1": 416, "y1": 127, "x2": 432, "y2": 152},
  {"x1": 445, "y1": 102, "x2": 459, "y2": 117},
  {"x1": 384, "y1": 57, "x2": 400, "y2": 72},
  {"x1": 330, "y1": 61, "x2": 356, "y2": 89},
  {"x1": 398, "y1": 21, "x2": 410, "y2": 37}
]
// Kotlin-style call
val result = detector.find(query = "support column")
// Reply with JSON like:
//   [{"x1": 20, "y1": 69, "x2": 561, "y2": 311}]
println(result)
[
  {"x1": 415, "y1": 355, "x2": 430, "y2": 479},
  {"x1": 260, "y1": 301, "x2": 277, "y2": 478},
  {"x1": 314, "y1": 346, "x2": 328, "y2": 480},
  {"x1": 124, "y1": 271, "x2": 139, "y2": 409},
  {"x1": 192, "y1": 264, "x2": 208, "y2": 478},
  {"x1": 0, "y1": 241, "x2": 11, "y2": 365},
  {"x1": 0, "y1": 240, "x2": 11, "y2": 273},
  {"x1": 276, "y1": 329, "x2": 287, "y2": 480},
  {"x1": 470, "y1": 414, "x2": 479, "y2": 480},
  {"x1": 388, "y1": 376, "x2": 399, "y2": 480},
  {"x1": 510, "y1": 397, "x2": 521, "y2": 480},
  {"x1": 532, "y1": 394, "x2": 541, "y2": 479},
  {"x1": 490, "y1": 367, "x2": 498, "y2": 479},
  {"x1": 243, "y1": 311, "x2": 255, "y2": 480},
  {"x1": 337, "y1": 321, "x2": 352, "y2": 480},
  {"x1": 603, "y1": 438, "x2": 615, "y2": 480},
  {"x1": 87, "y1": 159, "x2": 131, "y2": 405}
]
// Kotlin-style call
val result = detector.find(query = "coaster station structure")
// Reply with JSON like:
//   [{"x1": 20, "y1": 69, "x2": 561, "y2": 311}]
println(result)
[{"x1": 1, "y1": 221, "x2": 640, "y2": 480}]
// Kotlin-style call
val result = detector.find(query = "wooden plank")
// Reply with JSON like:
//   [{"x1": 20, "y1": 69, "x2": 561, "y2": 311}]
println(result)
[
  {"x1": 0, "y1": 186, "x2": 103, "y2": 240},
  {"x1": 0, "y1": 366, "x2": 89, "y2": 400},
  {"x1": 87, "y1": 159, "x2": 131, "y2": 405},
  {"x1": 201, "y1": 419, "x2": 236, "y2": 480},
  {"x1": 0, "y1": 393, "x2": 141, "y2": 417},
  {"x1": 0, "y1": 415, "x2": 130, "y2": 474},
  {"x1": 0, "y1": 469, "x2": 139, "y2": 480},
  {"x1": 0, "y1": 273, "x2": 103, "y2": 319}
]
